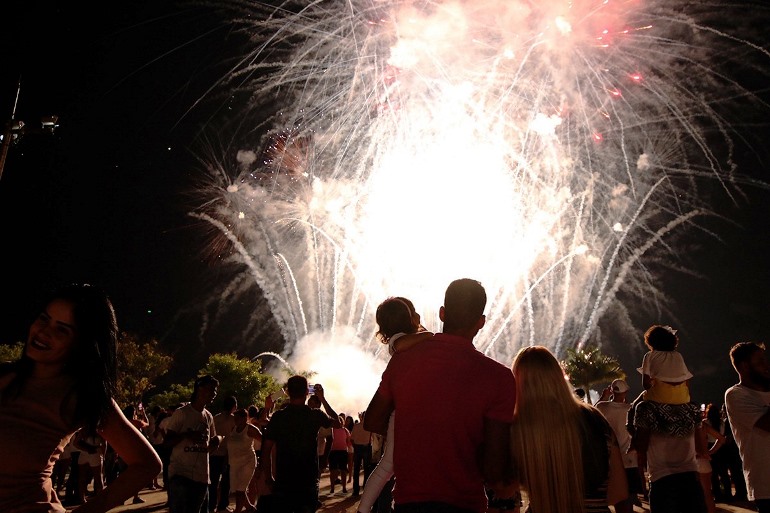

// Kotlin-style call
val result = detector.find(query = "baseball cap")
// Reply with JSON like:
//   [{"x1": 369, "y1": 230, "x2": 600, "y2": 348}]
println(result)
[{"x1": 611, "y1": 379, "x2": 630, "y2": 393}]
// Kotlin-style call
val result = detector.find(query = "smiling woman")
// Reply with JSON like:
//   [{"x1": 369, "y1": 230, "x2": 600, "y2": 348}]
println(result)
[{"x1": 0, "y1": 283, "x2": 161, "y2": 513}]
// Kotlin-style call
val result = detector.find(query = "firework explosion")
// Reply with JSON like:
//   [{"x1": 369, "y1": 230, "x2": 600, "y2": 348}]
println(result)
[{"x1": 192, "y1": 0, "x2": 769, "y2": 375}]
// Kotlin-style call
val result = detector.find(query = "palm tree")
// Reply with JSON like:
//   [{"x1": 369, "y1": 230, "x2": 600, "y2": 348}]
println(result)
[{"x1": 562, "y1": 345, "x2": 626, "y2": 404}]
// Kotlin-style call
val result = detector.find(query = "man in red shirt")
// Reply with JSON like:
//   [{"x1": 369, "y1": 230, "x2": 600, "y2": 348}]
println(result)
[{"x1": 364, "y1": 278, "x2": 517, "y2": 513}]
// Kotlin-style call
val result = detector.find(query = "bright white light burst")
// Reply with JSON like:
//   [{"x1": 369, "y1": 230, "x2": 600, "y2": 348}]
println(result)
[{"x1": 193, "y1": 0, "x2": 770, "y2": 374}]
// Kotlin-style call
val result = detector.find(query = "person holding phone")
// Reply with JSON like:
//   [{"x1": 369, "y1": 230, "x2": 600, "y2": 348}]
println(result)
[{"x1": 255, "y1": 376, "x2": 338, "y2": 513}]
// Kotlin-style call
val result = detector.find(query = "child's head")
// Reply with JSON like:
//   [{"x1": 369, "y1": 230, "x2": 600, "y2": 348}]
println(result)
[
  {"x1": 376, "y1": 297, "x2": 419, "y2": 343},
  {"x1": 394, "y1": 296, "x2": 423, "y2": 331},
  {"x1": 644, "y1": 324, "x2": 678, "y2": 351}
]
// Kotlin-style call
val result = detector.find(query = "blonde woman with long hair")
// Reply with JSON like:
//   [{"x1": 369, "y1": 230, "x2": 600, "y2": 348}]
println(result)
[{"x1": 510, "y1": 346, "x2": 629, "y2": 513}]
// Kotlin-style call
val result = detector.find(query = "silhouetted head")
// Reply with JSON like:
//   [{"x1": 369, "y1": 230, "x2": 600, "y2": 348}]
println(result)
[
  {"x1": 375, "y1": 297, "x2": 418, "y2": 342},
  {"x1": 307, "y1": 394, "x2": 322, "y2": 409},
  {"x1": 286, "y1": 375, "x2": 309, "y2": 400},
  {"x1": 234, "y1": 408, "x2": 249, "y2": 426},
  {"x1": 644, "y1": 325, "x2": 678, "y2": 351},
  {"x1": 440, "y1": 278, "x2": 486, "y2": 334},
  {"x1": 191, "y1": 375, "x2": 219, "y2": 405},
  {"x1": 729, "y1": 341, "x2": 769, "y2": 385},
  {"x1": 223, "y1": 395, "x2": 238, "y2": 412}
]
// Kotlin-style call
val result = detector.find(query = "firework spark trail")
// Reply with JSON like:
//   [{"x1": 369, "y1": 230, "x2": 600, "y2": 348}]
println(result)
[{"x1": 195, "y1": 0, "x2": 769, "y2": 369}]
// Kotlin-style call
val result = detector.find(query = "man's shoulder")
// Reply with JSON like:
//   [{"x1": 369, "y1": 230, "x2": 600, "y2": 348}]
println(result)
[
  {"x1": 726, "y1": 383, "x2": 770, "y2": 405},
  {"x1": 173, "y1": 404, "x2": 194, "y2": 416},
  {"x1": 273, "y1": 403, "x2": 324, "y2": 421},
  {"x1": 214, "y1": 412, "x2": 236, "y2": 428},
  {"x1": 725, "y1": 383, "x2": 742, "y2": 398},
  {"x1": 165, "y1": 405, "x2": 193, "y2": 428},
  {"x1": 724, "y1": 384, "x2": 757, "y2": 407}
]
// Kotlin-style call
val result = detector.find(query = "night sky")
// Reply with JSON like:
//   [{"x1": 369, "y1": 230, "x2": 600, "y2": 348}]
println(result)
[
  {"x1": 0, "y1": 1, "x2": 245, "y2": 379},
  {"x1": 1, "y1": 1, "x2": 769, "y2": 403}
]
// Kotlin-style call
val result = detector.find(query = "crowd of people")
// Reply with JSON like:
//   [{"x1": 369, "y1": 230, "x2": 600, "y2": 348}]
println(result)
[{"x1": 1, "y1": 279, "x2": 768, "y2": 513}]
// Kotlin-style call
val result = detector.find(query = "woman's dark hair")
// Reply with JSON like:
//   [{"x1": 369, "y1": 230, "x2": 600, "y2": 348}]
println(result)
[
  {"x1": 705, "y1": 403, "x2": 722, "y2": 431},
  {"x1": 2, "y1": 283, "x2": 118, "y2": 432}
]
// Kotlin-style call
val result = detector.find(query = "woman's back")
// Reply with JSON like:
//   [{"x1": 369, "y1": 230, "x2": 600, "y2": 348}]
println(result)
[
  {"x1": 579, "y1": 407, "x2": 613, "y2": 513},
  {"x1": 511, "y1": 346, "x2": 624, "y2": 513}
]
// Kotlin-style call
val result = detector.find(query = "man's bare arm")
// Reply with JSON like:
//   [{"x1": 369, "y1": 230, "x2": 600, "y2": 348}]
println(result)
[{"x1": 363, "y1": 391, "x2": 393, "y2": 435}]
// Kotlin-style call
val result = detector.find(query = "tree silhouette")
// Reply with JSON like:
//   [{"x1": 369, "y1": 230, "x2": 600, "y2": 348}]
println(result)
[
  {"x1": 562, "y1": 344, "x2": 625, "y2": 404},
  {"x1": 115, "y1": 332, "x2": 173, "y2": 408},
  {"x1": 200, "y1": 353, "x2": 279, "y2": 411}
]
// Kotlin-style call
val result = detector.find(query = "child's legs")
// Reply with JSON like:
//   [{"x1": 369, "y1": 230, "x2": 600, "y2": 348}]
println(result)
[
  {"x1": 91, "y1": 462, "x2": 104, "y2": 493},
  {"x1": 77, "y1": 464, "x2": 92, "y2": 500},
  {"x1": 645, "y1": 381, "x2": 690, "y2": 404},
  {"x1": 329, "y1": 450, "x2": 346, "y2": 491},
  {"x1": 358, "y1": 413, "x2": 395, "y2": 513}
]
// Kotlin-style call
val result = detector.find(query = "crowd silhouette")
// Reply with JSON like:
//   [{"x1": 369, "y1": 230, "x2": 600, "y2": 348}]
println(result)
[{"x1": 1, "y1": 280, "x2": 767, "y2": 513}]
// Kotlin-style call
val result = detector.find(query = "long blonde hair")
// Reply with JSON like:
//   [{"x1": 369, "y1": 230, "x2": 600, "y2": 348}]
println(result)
[{"x1": 510, "y1": 346, "x2": 590, "y2": 513}]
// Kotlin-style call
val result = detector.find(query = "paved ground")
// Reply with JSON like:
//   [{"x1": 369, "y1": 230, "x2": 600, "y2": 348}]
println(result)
[{"x1": 68, "y1": 474, "x2": 759, "y2": 513}]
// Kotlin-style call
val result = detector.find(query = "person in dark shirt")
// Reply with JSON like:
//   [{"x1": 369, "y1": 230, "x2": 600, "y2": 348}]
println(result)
[{"x1": 256, "y1": 376, "x2": 337, "y2": 513}]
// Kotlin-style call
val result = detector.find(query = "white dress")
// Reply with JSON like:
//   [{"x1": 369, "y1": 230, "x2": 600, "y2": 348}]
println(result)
[
  {"x1": 227, "y1": 425, "x2": 257, "y2": 492},
  {"x1": 638, "y1": 350, "x2": 692, "y2": 381}
]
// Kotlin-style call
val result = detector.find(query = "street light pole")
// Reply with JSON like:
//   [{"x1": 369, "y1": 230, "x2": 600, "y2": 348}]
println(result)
[{"x1": 0, "y1": 77, "x2": 22, "y2": 182}]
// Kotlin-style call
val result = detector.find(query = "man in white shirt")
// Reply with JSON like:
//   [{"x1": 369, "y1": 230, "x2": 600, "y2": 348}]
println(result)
[
  {"x1": 725, "y1": 342, "x2": 770, "y2": 513},
  {"x1": 165, "y1": 375, "x2": 223, "y2": 513},
  {"x1": 596, "y1": 379, "x2": 645, "y2": 512}
]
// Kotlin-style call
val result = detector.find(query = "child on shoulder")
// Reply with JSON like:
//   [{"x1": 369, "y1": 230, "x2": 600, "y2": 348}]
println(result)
[
  {"x1": 357, "y1": 296, "x2": 433, "y2": 513},
  {"x1": 638, "y1": 324, "x2": 692, "y2": 404},
  {"x1": 627, "y1": 324, "x2": 696, "y2": 444}
]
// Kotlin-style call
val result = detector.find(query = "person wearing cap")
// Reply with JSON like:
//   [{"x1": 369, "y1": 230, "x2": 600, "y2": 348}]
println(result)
[{"x1": 596, "y1": 379, "x2": 646, "y2": 513}]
